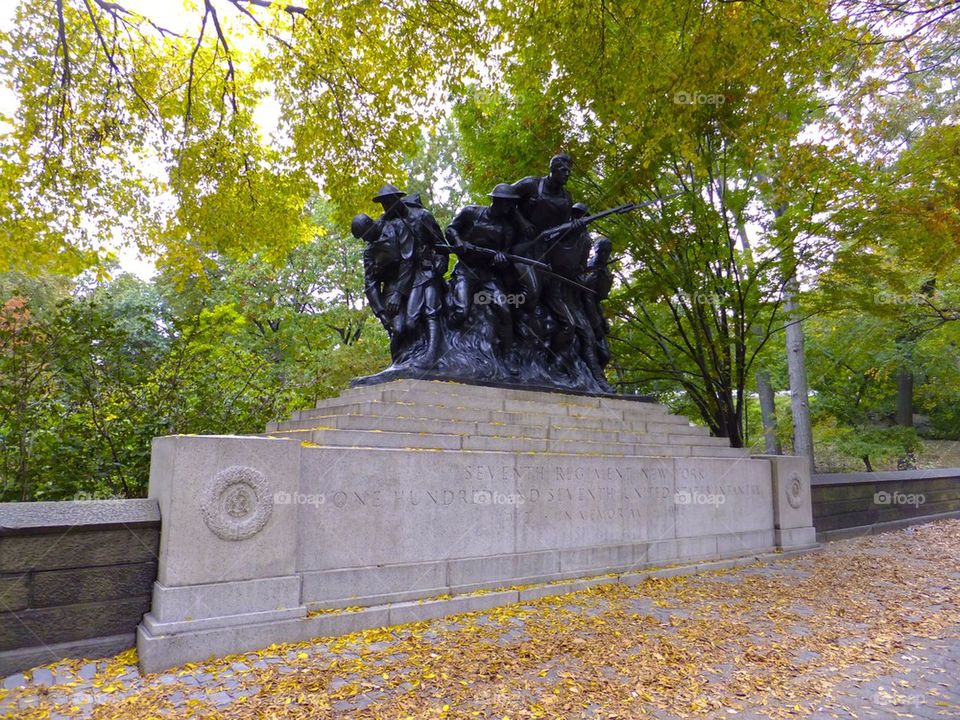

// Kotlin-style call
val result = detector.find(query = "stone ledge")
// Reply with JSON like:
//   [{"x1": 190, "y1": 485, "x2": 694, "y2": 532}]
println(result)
[
  {"x1": 297, "y1": 533, "x2": 779, "y2": 610},
  {"x1": 0, "y1": 499, "x2": 160, "y2": 536},
  {"x1": 152, "y1": 576, "x2": 303, "y2": 623},
  {"x1": 142, "y1": 606, "x2": 307, "y2": 635},
  {"x1": 349, "y1": 373, "x2": 656, "y2": 403},
  {"x1": 816, "y1": 510, "x2": 960, "y2": 541},
  {"x1": 0, "y1": 633, "x2": 134, "y2": 678}
]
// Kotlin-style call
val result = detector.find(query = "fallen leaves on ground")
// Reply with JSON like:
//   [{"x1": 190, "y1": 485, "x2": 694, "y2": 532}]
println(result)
[{"x1": 3, "y1": 521, "x2": 960, "y2": 719}]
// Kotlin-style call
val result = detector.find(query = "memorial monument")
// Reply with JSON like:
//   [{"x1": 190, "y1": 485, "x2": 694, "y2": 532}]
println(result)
[
  {"x1": 135, "y1": 156, "x2": 818, "y2": 673},
  {"x1": 350, "y1": 155, "x2": 642, "y2": 394}
]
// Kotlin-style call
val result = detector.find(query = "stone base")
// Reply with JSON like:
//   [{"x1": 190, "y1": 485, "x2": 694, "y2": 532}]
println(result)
[
  {"x1": 775, "y1": 526, "x2": 817, "y2": 549},
  {"x1": 149, "y1": 576, "x2": 304, "y2": 626},
  {"x1": 137, "y1": 547, "x2": 810, "y2": 674},
  {"x1": 299, "y1": 530, "x2": 777, "y2": 610},
  {"x1": 138, "y1": 379, "x2": 818, "y2": 673}
]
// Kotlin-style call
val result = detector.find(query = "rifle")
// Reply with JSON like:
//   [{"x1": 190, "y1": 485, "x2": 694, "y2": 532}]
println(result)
[
  {"x1": 437, "y1": 243, "x2": 596, "y2": 295},
  {"x1": 534, "y1": 192, "x2": 684, "y2": 244}
]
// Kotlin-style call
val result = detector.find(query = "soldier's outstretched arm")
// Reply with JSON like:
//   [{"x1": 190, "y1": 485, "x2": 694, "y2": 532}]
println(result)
[{"x1": 445, "y1": 207, "x2": 481, "y2": 257}]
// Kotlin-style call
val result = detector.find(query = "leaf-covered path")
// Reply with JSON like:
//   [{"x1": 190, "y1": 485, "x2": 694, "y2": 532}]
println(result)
[{"x1": 3, "y1": 521, "x2": 959, "y2": 719}]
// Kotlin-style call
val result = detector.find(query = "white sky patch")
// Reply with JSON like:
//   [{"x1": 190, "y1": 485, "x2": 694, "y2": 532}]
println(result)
[{"x1": 113, "y1": 243, "x2": 157, "y2": 281}]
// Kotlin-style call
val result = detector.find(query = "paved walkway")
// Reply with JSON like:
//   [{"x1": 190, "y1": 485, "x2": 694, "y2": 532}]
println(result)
[{"x1": 3, "y1": 521, "x2": 959, "y2": 719}]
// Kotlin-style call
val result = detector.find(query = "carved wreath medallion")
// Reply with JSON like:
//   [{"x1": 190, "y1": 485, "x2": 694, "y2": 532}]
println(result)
[
  {"x1": 201, "y1": 465, "x2": 273, "y2": 541},
  {"x1": 786, "y1": 474, "x2": 804, "y2": 509}
]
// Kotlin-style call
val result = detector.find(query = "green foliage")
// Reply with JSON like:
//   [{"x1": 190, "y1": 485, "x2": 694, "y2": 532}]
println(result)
[
  {"x1": 0, "y1": 206, "x2": 390, "y2": 500},
  {"x1": 0, "y1": 0, "x2": 492, "y2": 280},
  {"x1": 818, "y1": 423, "x2": 922, "y2": 473},
  {"x1": 1, "y1": 0, "x2": 958, "y2": 485},
  {"x1": 448, "y1": 0, "x2": 865, "y2": 446}
]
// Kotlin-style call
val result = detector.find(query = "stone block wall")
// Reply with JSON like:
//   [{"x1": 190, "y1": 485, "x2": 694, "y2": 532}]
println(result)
[
  {"x1": 0, "y1": 499, "x2": 159, "y2": 676},
  {"x1": 812, "y1": 468, "x2": 960, "y2": 540}
]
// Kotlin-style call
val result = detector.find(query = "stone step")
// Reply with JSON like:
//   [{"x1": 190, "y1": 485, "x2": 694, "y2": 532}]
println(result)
[
  {"x1": 382, "y1": 388, "x2": 674, "y2": 422},
  {"x1": 323, "y1": 379, "x2": 658, "y2": 413},
  {"x1": 271, "y1": 413, "x2": 725, "y2": 448},
  {"x1": 362, "y1": 391, "x2": 656, "y2": 422},
  {"x1": 268, "y1": 427, "x2": 747, "y2": 458},
  {"x1": 294, "y1": 400, "x2": 696, "y2": 430},
  {"x1": 316, "y1": 386, "x2": 668, "y2": 421},
  {"x1": 381, "y1": 383, "x2": 666, "y2": 415}
]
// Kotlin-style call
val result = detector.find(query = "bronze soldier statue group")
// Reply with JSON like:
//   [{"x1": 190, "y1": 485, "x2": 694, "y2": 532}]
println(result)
[{"x1": 351, "y1": 154, "x2": 623, "y2": 395}]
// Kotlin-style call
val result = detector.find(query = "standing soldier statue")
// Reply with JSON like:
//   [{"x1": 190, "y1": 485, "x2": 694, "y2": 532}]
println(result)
[
  {"x1": 369, "y1": 184, "x2": 447, "y2": 368},
  {"x1": 509, "y1": 154, "x2": 584, "y2": 349},
  {"x1": 444, "y1": 183, "x2": 528, "y2": 373},
  {"x1": 352, "y1": 212, "x2": 404, "y2": 357},
  {"x1": 581, "y1": 236, "x2": 614, "y2": 379},
  {"x1": 541, "y1": 202, "x2": 610, "y2": 389},
  {"x1": 511, "y1": 153, "x2": 575, "y2": 244}
]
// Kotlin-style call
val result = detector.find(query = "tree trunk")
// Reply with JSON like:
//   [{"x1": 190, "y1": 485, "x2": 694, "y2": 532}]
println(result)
[
  {"x1": 719, "y1": 391, "x2": 743, "y2": 448},
  {"x1": 734, "y1": 206, "x2": 779, "y2": 454},
  {"x1": 756, "y1": 369, "x2": 782, "y2": 454},
  {"x1": 895, "y1": 366, "x2": 913, "y2": 427},
  {"x1": 15, "y1": 393, "x2": 30, "y2": 502},
  {"x1": 17, "y1": 431, "x2": 29, "y2": 502},
  {"x1": 894, "y1": 339, "x2": 916, "y2": 469},
  {"x1": 785, "y1": 276, "x2": 815, "y2": 470}
]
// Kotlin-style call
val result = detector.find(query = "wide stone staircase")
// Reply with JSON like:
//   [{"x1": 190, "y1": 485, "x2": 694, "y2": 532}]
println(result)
[{"x1": 265, "y1": 379, "x2": 746, "y2": 459}]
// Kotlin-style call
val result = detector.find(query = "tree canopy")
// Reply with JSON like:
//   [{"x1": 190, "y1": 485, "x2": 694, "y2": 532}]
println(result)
[{"x1": 1, "y1": 0, "x2": 958, "y2": 497}]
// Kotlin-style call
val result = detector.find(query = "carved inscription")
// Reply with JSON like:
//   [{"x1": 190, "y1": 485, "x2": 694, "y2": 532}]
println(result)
[{"x1": 310, "y1": 463, "x2": 764, "y2": 523}]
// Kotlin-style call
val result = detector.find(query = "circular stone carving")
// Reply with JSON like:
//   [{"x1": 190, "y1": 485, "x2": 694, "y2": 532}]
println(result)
[
  {"x1": 786, "y1": 474, "x2": 804, "y2": 509},
  {"x1": 201, "y1": 466, "x2": 273, "y2": 541}
]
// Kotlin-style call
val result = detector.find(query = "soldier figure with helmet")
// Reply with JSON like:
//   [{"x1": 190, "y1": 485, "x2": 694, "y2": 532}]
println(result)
[
  {"x1": 354, "y1": 155, "x2": 633, "y2": 393},
  {"x1": 355, "y1": 183, "x2": 447, "y2": 368},
  {"x1": 444, "y1": 183, "x2": 529, "y2": 373}
]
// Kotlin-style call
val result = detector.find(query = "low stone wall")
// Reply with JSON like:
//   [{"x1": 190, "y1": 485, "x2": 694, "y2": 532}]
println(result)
[
  {"x1": 812, "y1": 468, "x2": 960, "y2": 540},
  {"x1": 0, "y1": 499, "x2": 159, "y2": 676}
]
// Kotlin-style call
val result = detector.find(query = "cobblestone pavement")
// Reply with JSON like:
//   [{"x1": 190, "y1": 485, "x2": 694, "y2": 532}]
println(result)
[{"x1": 2, "y1": 521, "x2": 959, "y2": 719}]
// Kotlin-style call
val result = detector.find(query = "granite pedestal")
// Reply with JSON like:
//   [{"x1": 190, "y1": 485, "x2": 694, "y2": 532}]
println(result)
[{"x1": 136, "y1": 379, "x2": 817, "y2": 672}]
